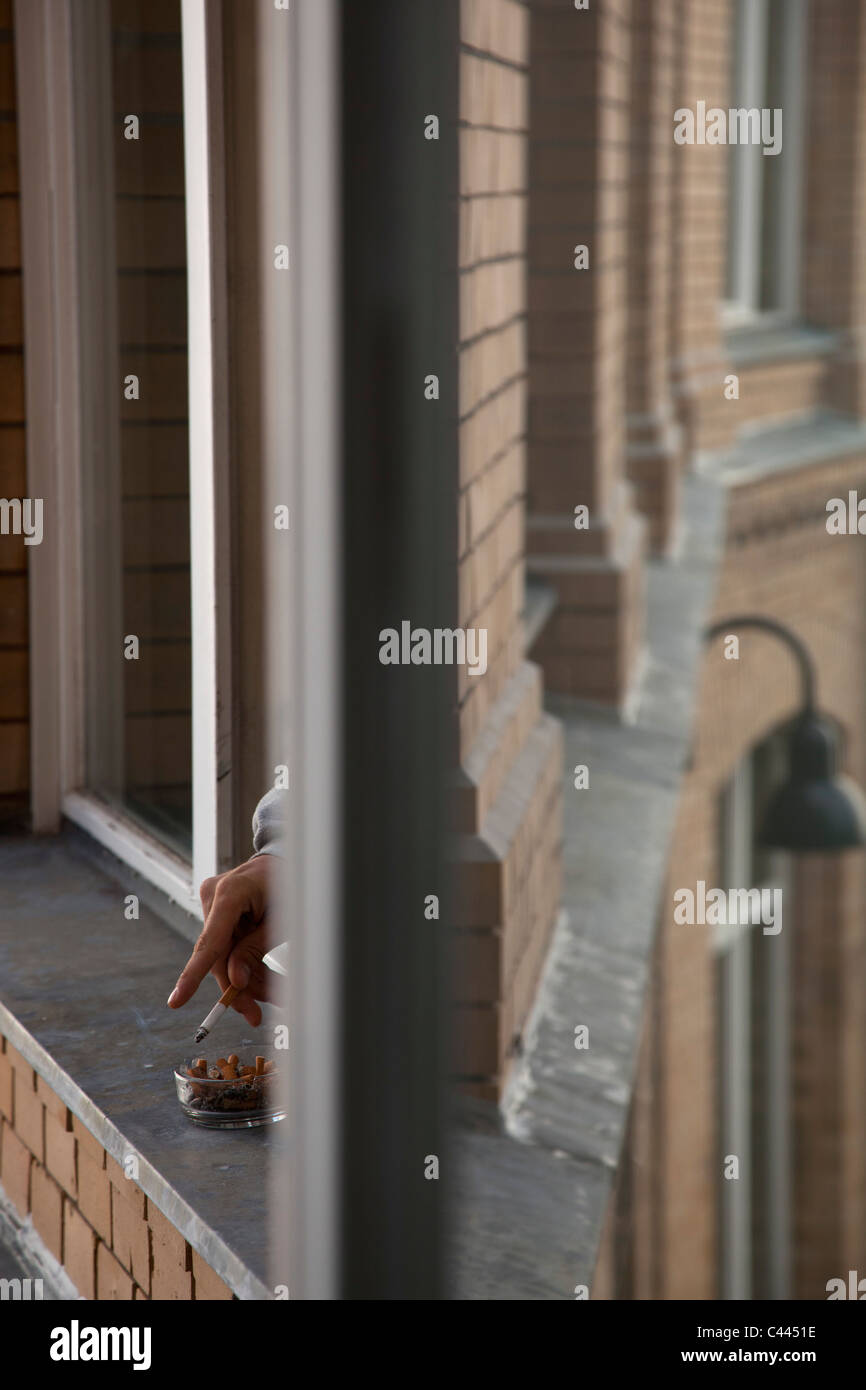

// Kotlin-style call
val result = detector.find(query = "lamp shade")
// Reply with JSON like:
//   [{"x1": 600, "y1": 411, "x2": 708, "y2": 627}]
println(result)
[{"x1": 759, "y1": 714, "x2": 866, "y2": 851}]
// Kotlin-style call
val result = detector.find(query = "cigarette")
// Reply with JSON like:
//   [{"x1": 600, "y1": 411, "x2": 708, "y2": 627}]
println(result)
[{"x1": 193, "y1": 985, "x2": 241, "y2": 1044}]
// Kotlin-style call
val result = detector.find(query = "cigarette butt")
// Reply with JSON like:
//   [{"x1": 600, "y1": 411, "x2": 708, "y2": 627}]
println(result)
[
  {"x1": 263, "y1": 1060, "x2": 275, "y2": 1074},
  {"x1": 227, "y1": 1054, "x2": 239, "y2": 1068},
  {"x1": 255, "y1": 1056, "x2": 265, "y2": 1076},
  {"x1": 194, "y1": 1058, "x2": 207, "y2": 1072},
  {"x1": 239, "y1": 1066, "x2": 255, "y2": 1077}
]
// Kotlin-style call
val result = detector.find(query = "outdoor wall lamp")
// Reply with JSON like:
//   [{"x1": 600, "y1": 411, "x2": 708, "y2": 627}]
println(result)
[{"x1": 705, "y1": 616, "x2": 866, "y2": 852}]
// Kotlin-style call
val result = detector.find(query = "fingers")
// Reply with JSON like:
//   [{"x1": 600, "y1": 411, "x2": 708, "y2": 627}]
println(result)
[
  {"x1": 168, "y1": 881, "x2": 251, "y2": 1008},
  {"x1": 199, "y1": 875, "x2": 219, "y2": 918},
  {"x1": 228, "y1": 928, "x2": 270, "y2": 1025},
  {"x1": 168, "y1": 857, "x2": 273, "y2": 1013},
  {"x1": 227, "y1": 934, "x2": 266, "y2": 992},
  {"x1": 233, "y1": 993, "x2": 263, "y2": 1028}
]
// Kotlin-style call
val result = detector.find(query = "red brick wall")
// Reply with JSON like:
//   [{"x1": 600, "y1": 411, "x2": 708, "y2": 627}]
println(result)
[
  {"x1": 803, "y1": 0, "x2": 866, "y2": 418},
  {"x1": 0, "y1": 1033, "x2": 235, "y2": 1299},
  {"x1": 626, "y1": 0, "x2": 682, "y2": 554},
  {"x1": 669, "y1": 0, "x2": 736, "y2": 456},
  {"x1": 458, "y1": 0, "x2": 530, "y2": 757},
  {"x1": 454, "y1": 0, "x2": 564, "y2": 1098},
  {"x1": 526, "y1": 0, "x2": 647, "y2": 706},
  {"x1": 597, "y1": 452, "x2": 866, "y2": 1298}
]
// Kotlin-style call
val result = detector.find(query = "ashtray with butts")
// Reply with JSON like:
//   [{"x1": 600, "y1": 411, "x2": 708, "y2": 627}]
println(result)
[{"x1": 173, "y1": 1054, "x2": 285, "y2": 1129}]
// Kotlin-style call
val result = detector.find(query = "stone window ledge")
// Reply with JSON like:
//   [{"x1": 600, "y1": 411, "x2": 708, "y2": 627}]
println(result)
[
  {"x1": 725, "y1": 320, "x2": 839, "y2": 368},
  {"x1": 0, "y1": 830, "x2": 277, "y2": 1299},
  {"x1": 696, "y1": 409, "x2": 866, "y2": 487}
]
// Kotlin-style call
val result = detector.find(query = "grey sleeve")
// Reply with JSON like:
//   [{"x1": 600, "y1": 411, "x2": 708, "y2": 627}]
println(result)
[{"x1": 251, "y1": 787, "x2": 288, "y2": 857}]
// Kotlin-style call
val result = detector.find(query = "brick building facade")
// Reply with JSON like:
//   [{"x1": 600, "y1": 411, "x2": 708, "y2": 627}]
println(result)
[
  {"x1": 454, "y1": 0, "x2": 564, "y2": 1099},
  {"x1": 589, "y1": 0, "x2": 866, "y2": 1300},
  {"x1": 1, "y1": 0, "x2": 864, "y2": 1300}
]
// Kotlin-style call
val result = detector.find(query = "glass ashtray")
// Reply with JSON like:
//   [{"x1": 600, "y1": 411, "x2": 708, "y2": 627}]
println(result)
[{"x1": 174, "y1": 1063, "x2": 285, "y2": 1129}]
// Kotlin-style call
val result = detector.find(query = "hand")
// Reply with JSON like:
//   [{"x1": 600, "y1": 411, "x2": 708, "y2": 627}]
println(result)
[{"x1": 167, "y1": 853, "x2": 274, "y2": 1028}]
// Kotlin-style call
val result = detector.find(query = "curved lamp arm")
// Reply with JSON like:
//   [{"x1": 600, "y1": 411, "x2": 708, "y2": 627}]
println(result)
[{"x1": 704, "y1": 616, "x2": 816, "y2": 716}]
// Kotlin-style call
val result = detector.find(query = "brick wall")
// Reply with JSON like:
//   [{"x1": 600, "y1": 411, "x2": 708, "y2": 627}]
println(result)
[
  {"x1": 0, "y1": 1031, "x2": 235, "y2": 1299},
  {"x1": 591, "y1": 0, "x2": 866, "y2": 1298},
  {"x1": 596, "y1": 451, "x2": 866, "y2": 1298},
  {"x1": 626, "y1": 0, "x2": 682, "y2": 555},
  {"x1": 0, "y1": 0, "x2": 28, "y2": 812},
  {"x1": 668, "y1": 0, "x2": 736, "y2": 457},
  {"x1": 803, "y1": 1, "x2": 866, "y2": 419},
  {"x1": 526, "y1": 0, "x2": 647, "y2": 707},
  {"x1": 454, "y1": 0, "x2": 564, "y2": 1098},
  {"x1": 790, "y1": 852, "x2": 866, "y2": 1295},
  {"x1": 458, "y1": 0, "x2": 529, "y2": 755},
  {"x1": 671, "y1": 0, "x2": 866, "y2": 454}
]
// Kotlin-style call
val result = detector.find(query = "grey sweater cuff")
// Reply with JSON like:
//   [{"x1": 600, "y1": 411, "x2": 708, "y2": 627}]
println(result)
[{"x1": 251, "y1": 787, "x2": 288, "y2": 857}]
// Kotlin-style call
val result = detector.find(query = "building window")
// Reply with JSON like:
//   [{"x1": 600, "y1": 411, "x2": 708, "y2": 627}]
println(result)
[
  {"x1": 724, "y1": 0, "x2": 808, "y2": 324},
  {"x1": 18, "y1": 0, "x2": 231, "y2": 910},
  {"x1": 76, "y1": 0, "x2": 192, "y2": 858},
  {"x1": 717, "y1": 728, "x2": 791, "y2": 1300}
]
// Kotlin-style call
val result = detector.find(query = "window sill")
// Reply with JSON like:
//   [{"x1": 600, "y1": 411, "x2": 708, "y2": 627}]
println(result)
[
  {"x1": 0, "y1": 828, "x2": 277, "y2": 1299},
  {"x1": 696, "y1": 409, "x2": 866, "y2": 487},
  {"x1": 725, "y1": 319, "x2": 839, "y2": 368}
]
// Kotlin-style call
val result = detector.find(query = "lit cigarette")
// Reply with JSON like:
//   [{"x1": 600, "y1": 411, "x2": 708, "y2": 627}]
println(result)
[{"x1": 193, "y1": 985, "x2": 240, "y2": 1045}]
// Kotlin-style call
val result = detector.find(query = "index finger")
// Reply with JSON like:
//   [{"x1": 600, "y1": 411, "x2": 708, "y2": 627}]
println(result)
[{"x1": 168, "y1": 893, "x2": 246, "y2": 1008}]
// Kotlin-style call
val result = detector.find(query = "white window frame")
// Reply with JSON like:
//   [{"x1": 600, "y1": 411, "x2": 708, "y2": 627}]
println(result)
[
  {"x1": 722, "y1": 0, "x2": 808, "y2": 329},
  {"x1": 15, "y1": 0, "x2": 232, "y2": 917}
]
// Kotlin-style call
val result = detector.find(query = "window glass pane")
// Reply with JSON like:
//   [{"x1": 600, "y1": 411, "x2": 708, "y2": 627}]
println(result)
[{"x1": 76, "y1": 0, "x2": 192, "y2": 856}]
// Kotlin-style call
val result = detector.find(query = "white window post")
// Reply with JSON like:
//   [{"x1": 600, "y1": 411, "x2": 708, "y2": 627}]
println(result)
[{"x1": 182, "y1": 0, "x2": 233, "y2": 893}]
